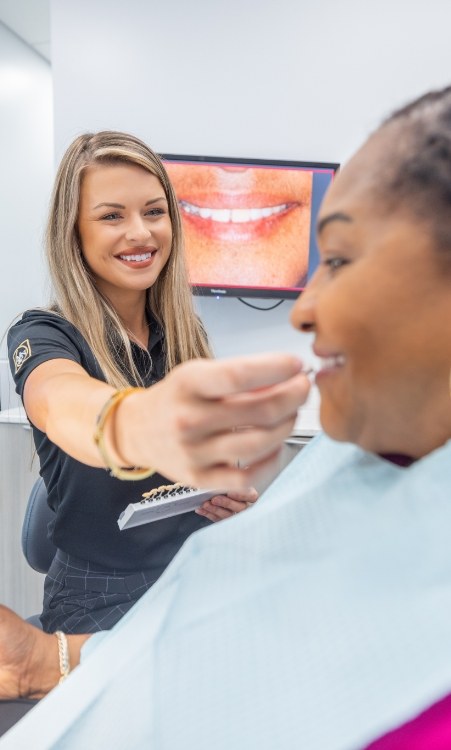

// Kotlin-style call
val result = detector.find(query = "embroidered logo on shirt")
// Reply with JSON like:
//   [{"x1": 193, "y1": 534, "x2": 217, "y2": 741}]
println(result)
[{"x1": 13, "y1": 339, "x2": 32, "y2": 373}]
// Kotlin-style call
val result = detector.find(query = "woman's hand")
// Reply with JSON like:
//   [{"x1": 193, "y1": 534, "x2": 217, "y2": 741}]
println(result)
[
  {"x1": 119, "y1": 353, "x2": 311, "y2": 491},
  {"x1": 0, "y1": 605, "x2": 89, "y2": 700},
  {"x1": 196, "y1": 486, "x2": 258, "y2": 522},
  {"x1": 0, "y1": 605, "x2": 33, "y2": 699},
  {"x1": 0, "y1": 606, "x2": 50, "y2": 700},
  {"x1": 24, "y1": 352, "x2": 311, "y2": 492}
]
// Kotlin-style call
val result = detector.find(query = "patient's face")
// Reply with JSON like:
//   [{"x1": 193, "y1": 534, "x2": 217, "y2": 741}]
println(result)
[{"x1": 290, "y1": 128, "x2": 451, "y2": 455}]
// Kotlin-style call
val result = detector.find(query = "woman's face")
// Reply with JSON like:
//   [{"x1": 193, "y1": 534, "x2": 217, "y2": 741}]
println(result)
[
  {"x1": 164, "y1": 162, "x2": 313, "y2": 288},
  {"x1": 77, "y1": 163, "x2": 172, "y2": 303},
  {"x1": 291, "y1": 130, "x2": 451, "y2": 456}
]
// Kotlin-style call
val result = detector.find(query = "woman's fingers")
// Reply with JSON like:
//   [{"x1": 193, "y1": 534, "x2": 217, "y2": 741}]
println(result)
[
  {"x1": 196, "y1": 502, "x2": 234, "y2": 522},
  {"x1": 196, "y1": 492, "x2": 255, "y2": 522},
  {"x1": 221, "y1": 487, "x2": 258, "y2": 504},
  {"x1": 126, "y1": 354, "x2": 310, "y2": 488},
  {"x1": 172, "y1": 353, "x2": 305, "y2": 400},
  {"x1": 166, "y1": 371, "x2": 311, "y2": 441},
  {"x1": 186, "y1": 413, "x2": 299, "y2": 471},
  {"x1": 185, "y1": 447, "x2": 283, "y2": 493}
]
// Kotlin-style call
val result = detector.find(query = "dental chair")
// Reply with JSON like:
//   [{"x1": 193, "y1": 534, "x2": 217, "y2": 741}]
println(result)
[{"x1": 21, "y1": 476, "x2": 56, "y2": 627}]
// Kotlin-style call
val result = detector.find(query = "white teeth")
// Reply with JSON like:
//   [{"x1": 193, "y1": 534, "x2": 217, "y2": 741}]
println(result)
[
  {"x1": 179, "y1": 200, "x2": 289, "y2": 224},
  {"x1": 119, "y1": 253, "x2": 152, "y2": 262},
  {"x1": 320, "y1": 354, "x2": 346, "y2": 369}
]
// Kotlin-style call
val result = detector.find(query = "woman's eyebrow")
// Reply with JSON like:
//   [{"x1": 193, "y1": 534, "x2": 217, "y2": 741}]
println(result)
[
  {"x1": 93, "y1": 202, "x2": 125, "y2": 210},
  {"x1": 317, "y1": 212, "x2": 352, "y2": 235},
  {"x1": 145, "y1": 196, "x2": 167, "y2": 206},
  {"x1": 92, "y1": 197, "x2": 167, "y2": 210}
]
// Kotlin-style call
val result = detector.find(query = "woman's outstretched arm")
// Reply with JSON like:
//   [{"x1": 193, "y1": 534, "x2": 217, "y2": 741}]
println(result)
[{"x1": 24, "y1": 353, "x2": 310, "y2": 491}]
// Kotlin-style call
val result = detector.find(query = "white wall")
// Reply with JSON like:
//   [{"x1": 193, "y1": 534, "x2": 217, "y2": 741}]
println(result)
[
  {"x1": 51, "y1": 0, "x2": 451, "y2": 163},
  {"x1": 0, "y1": 22, "x2": 53, "y2": 407}
]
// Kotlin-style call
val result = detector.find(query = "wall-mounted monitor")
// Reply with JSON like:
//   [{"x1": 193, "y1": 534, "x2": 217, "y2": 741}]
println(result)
[{"x1": 161, "y1": 153, "x2": 339, "y2": 300}]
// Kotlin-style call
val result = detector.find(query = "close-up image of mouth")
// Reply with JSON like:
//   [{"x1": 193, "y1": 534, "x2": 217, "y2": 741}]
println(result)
[{"x1": 179, "y1": 197, "x2": 301, "y2": 241}]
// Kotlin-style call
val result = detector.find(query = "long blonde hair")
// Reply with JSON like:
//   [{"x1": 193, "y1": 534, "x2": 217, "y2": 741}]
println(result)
[{"x1": 46, "y1": 131, "x2": 212, "y2": 387}]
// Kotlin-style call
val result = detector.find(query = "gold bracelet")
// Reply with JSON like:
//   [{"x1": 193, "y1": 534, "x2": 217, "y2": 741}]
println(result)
[
  {"x1": 55, "y1": 630, "x2": 70, "y2": 684},
  {"x1": 94, "y1": 387, "x2": 155, "y2": 481}
]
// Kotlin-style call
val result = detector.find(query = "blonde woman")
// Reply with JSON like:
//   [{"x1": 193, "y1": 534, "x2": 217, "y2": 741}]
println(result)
[{"x1": 7, "y1": 131, "x2": 307, "y2": 634}]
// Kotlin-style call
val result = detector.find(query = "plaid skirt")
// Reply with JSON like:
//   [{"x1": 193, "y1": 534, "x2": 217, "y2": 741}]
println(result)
[{"x1": 41, "y1": 549, "x2": 159, "y2": 634}]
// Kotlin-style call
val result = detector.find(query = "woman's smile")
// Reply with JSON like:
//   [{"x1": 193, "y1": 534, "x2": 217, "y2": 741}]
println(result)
[{"x1": 115, "y1": 247, "x2": 159, "y2": 267}]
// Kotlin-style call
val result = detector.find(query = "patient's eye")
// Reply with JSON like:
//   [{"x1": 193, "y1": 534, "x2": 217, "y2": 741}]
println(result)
[{"x1": 323, "y1": 256, "x2": 350, "y2": 272}]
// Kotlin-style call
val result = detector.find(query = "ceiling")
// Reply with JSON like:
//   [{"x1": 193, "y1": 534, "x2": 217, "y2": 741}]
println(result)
[{"x1": 0, "y1": 0, "x2": 50, "y2": 61}]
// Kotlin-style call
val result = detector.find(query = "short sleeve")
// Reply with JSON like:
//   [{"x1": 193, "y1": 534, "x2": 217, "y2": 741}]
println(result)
[{"x1": 7, "y1": 310, "x2": 84, "y2": 398}]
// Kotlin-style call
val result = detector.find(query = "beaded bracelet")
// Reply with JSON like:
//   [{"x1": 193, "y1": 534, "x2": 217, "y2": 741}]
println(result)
[
  {"x1": 55, "y1": 630, "x2": 70, "y2": 684},
  {"x1": 94, "y1": 387, "x2": 155, "y2": 481}
]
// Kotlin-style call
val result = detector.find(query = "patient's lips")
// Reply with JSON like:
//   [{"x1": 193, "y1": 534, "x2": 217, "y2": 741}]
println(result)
[{"x1": 174, "y1": 165, "x2": 307, "y2": 240}]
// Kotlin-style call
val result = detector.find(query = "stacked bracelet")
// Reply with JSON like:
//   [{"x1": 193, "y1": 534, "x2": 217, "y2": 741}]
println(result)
[
  {"x1": 94, "y1": 387, "x2": 155, "y2": 481},
  {"x1": 55, "y1": 630, "x2": 70, "y2": 684}
]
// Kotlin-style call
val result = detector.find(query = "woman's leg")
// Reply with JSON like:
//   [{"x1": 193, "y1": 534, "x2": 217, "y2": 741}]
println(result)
[{"x1": 41, "y1": 550, "x2": 158, "y2": 633}]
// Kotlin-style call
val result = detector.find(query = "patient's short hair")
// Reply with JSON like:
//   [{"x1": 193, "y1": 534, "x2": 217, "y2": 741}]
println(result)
[{"x1": 375, "y1": 85, "x2": 451, "y2": 253}]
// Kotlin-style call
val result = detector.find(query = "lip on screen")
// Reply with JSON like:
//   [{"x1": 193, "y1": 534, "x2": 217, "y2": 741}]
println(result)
[{"x1": 179, "y1": 198, "x2": 301, "y2": 242}]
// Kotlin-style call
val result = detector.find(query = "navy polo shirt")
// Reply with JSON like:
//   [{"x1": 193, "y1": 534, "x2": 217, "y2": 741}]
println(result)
[{"x1": 7, "y1": 310, "x2": 210, "y2": 571}]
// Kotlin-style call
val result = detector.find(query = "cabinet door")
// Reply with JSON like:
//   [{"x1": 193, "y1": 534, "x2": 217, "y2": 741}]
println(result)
[{"x1": 0, "y1": 422, "x2": 43, "y2": 618}]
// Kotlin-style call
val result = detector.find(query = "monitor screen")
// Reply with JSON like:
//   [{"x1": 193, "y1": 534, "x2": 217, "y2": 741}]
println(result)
[{"x1": 161, "y1": 154, "x2": 339, "y2": 300}]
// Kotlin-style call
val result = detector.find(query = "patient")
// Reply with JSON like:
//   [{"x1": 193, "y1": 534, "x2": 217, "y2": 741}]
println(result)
[{"x1": 1, "y1": 85, "x2": 451, "y2": 749}]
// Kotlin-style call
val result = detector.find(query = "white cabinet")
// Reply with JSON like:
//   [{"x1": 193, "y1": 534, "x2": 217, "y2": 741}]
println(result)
[{"x1": 0, "y1": 411, "x2": 43, "y2": 619}]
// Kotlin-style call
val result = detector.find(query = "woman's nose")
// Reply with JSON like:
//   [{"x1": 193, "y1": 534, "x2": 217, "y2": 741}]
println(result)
[{"x1": 125, "y1": 215, "x2": 151, "y2": 243}]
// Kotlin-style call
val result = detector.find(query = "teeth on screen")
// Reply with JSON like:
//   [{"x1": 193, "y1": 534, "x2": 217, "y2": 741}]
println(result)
[{"x1": 180, "y1": 201, "x2": 289, "y2": 223}]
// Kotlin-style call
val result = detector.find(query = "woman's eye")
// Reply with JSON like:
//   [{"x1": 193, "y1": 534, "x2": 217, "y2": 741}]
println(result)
[
  {"x1": 145, "y1": 207, "x2": 165, "y2": 217},
  {"x1": 101, "y1": 212, "x2": 121, "y2": 221},
  {"x1": 323, "y1": 257, "x2": 350, "y2": 272}
]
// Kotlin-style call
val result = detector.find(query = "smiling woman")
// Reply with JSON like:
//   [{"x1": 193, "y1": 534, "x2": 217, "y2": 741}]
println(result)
[
  {"x1": 292, "y1": 109, "x2": 451, "y2": 458},
  {"x1": 6, "y1": 131, "x2": 308, "y2": 636}
]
